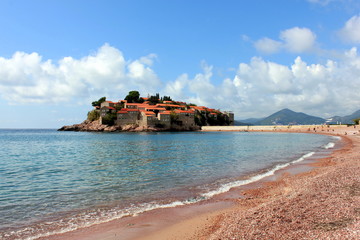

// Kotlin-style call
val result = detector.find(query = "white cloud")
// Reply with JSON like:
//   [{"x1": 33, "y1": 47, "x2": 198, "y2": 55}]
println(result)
[
  {"x1": 254, "y1": 27, "x2": 317, "y2": 54},
  {"x1": 280, "y1": 27, "x2": 316, "y2": 53},
  {"x1": 0, "y1": 43, "x2": 161, "y2": 104},
  {"x1": 164, "y1": 62, "x2": 216, "y2": 106},
  {"x1": 163, "y1": 73, "x2": 189, "y2": 100},
  {"x1": 164, "y1": 48, "x2": 360, "y2": 119},
  {"x1": 254, "y1": 38, "x2": 282, "y2": 54},
  {"x1": 2, "y1": 43, "x2": 360, "y2": 120},
  {"x1": 338, "y1": 15, "x2": 360, "y2": 44}
]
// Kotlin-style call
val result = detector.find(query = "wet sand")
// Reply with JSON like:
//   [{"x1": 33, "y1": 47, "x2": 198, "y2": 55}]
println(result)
[{"x1": 43, "y1": 125, "x2": 360, "y2": 240}]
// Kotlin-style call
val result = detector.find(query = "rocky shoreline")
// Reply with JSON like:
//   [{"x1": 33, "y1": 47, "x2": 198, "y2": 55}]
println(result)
[{"x1": 58, "y1": 120, "x2": 200, "y2": 132}]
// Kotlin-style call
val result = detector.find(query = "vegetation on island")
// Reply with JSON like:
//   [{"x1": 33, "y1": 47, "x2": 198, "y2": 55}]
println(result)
[
  {"x1": 124, "y1": 91, "x2": 143, "y2": 103},
  {"x1": 91, "y1": 97, "x2": 106, "y2": 107},
  {"x1": 87, "y1": 109, "x2": 100, "y2": 121}
]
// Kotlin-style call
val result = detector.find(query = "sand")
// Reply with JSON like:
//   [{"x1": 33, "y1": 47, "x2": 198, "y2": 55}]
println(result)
[{"x1": 44, "y1": 125, "x2": 360, "y2": 240}]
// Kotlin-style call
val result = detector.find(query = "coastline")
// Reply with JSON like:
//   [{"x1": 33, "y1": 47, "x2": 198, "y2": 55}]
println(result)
[
  {"x1": 57, "y1": 119, "x2": 201, "y2": 132},
  {"x1": 41, "y1": 125, "x2": 360, "y2": 240}
]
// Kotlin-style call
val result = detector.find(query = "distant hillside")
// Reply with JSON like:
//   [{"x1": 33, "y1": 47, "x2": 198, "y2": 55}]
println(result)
[
  {"x1": 239, "y1": 117, "x2": 264, "y2": 125},
  {"x1": 254, "y1": 108, "x2": 326, "y2": 125},
  {"x1": 234, "y1": 120, "x2": 253, "y2": 126},
  {"x1": 327, "y1": 109, "x2": 360, "y2": 124}
]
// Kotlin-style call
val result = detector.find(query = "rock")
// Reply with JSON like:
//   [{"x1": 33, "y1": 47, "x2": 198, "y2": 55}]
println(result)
[
  {"x1": 58, "y1": 120, "x2": 201, "y2": 132},
  {"x1": 58, "y1": 120, "x2": 110, "y2": 132}
]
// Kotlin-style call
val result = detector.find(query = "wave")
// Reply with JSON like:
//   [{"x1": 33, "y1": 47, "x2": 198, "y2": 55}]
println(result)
[
  {"x1": 201, "y1": 151, "x2": 315, "y2": 198},
  {"x1": 3, "y1": 150, "x2": 325, "y2": 240},
  {"x1": 323, "y1": 142, "x2": 335, "y2": 149},
  {"x1": 4, "y1": 198, "x2": 205, "y2": 240},
  {"x1": 332, "y1": 136, "x2": 341, "y2": 140},
  {"x1": 322, "y1": 136, "x2": 341, "y2": 149}
]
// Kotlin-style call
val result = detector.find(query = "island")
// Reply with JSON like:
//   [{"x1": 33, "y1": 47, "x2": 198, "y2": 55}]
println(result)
[{"x1": 58, "y1": 91, "x2": 234, "y2": 132}]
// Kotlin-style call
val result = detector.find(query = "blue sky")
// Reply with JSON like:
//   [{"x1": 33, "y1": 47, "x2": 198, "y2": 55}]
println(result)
[{"x1": 1, "y1": 0, "x2": 360, "y2": 128}]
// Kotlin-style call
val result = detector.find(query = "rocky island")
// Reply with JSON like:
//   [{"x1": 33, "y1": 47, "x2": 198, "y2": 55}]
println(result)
[{"x1": 58, "y1": 91, "x2": 234, "y2": 132}]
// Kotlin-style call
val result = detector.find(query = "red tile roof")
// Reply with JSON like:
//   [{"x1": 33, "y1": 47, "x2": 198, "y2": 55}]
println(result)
[
  {"x1": 145, "y1": 107, "x2": 167, "y2": 111},
  {"x1": 156, "y1": 104, "x2": 184, "y2": 108},
  {"x1": 117, "y1": 111, "x2": 128, "y2": 114},
  {"x1": 121, "y1": 108, "x2": 139, "y2": 112},
  {"x1": 190, "y1": 106, "x2": 205, "y2": 110},
  {"x1": 144, "y1": 112, "x2": 156, "y2": 116},
  {"x1": 175, "y1": 109, "x2": 194, "y2": 114},
  {"x1": 159, "y1": 111, "x2": 171, "y2": 115}
]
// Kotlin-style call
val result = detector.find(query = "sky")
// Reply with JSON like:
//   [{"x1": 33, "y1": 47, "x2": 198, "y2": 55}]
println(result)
[{"x1": 1, "y1": 0, "x2": 360, "y2": 128}]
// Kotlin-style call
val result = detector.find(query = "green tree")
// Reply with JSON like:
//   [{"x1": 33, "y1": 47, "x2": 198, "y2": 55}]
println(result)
[
  {"x1": 92, "y1": 97, "x2": 106, "y2": 107},
  {"x1": 207, "y1": 115, "x2": 218, "y2": 125},
  {"x1": 148, "y1": 93, "x2": 160, "y2": 105},
  {"x1": 102, "y1": 113, "x2": 117, "y2": 126},
  {"x1": 87, "y1": 110, "x2": 100, "y2": 121},
  {"x1": 353, "y1": 118, "x2": 360, "y2": 125},
  {"x1": 216, "y1": 113, "x2": 230, "y2": 126},
  {"x1": 114, "y1": 102, "x2": 124, "y2": 111},
  {"x1": 194, "y1": 112, "x2": 206, "y2": 126},
  {"x1": 170, "y1": 111, "x2": 181, "y2": 125},
  {"x1": 162, "y1": 95, "x2": 172, "y2": 101},
  {"x1": 125, "y1": 91, "x2": 140, "y2": 103}
]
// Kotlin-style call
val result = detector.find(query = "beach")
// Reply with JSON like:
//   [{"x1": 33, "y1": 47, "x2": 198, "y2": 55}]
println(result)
[{"x1": 41, "y1": 125, "x2": 360, "y2": 240}]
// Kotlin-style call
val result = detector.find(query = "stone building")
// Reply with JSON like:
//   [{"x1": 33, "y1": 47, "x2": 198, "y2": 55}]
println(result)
[{"x1": 97, "y1": 97, "x2": 233, "y2": 129}]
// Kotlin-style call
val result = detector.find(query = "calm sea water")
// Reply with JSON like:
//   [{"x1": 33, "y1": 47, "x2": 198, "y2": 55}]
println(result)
[{"x1": 0, "y1": 129, "x2": 338, "y2": 239}]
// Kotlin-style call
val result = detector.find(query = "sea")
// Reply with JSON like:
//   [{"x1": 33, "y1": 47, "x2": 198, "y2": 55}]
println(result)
[{"x1": 0, "y1": 129, "x2": 340, "y2": 240}]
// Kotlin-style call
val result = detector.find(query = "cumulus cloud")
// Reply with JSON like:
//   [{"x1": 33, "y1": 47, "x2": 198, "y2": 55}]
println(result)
[
  {"x1": 338, "y1": 15, "x2": 360, "y2": 44},
  {"x1": 280, "y1": 27, "x2": 317, "y2": 53},
  {"x1": 164, "y1": 48, "x2": 360, "y2": 118},
  {"x1": 164, "y1": 62, "x2": 216, "y2": 106},
  {"x1": 254, "y1": 38, "x2": 282, "y2": 54},
  {"x1": 0, "y1": 43, "x2": 161, "y2": 104},
  {"x1": 254, "y1": 27, "x2": 317, "y2": 54},
  {"x1": 2, "y1": 42, "x2": 360, "y2": 120}
]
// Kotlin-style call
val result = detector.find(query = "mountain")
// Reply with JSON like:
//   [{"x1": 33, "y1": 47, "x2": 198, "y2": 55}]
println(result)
[
  {"x1": 327, "y1": 109, "x2": 360, "y2": 124},
  {"x1": 234, "y1": 120, "x2": 253, "y2": 126},
  {"x1": 254, "y1": 108, "x2": 326, "y2": 125},
  {"x1": 239, "y1": 117, "x2": 265, "y2": 125}
]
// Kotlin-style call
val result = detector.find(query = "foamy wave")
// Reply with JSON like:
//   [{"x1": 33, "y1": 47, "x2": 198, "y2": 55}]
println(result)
[
  {"x1": 201, "y1": 151, "x2": 315, "y2": 198},
  {"x1": 10, "y1": 199, "x2": 205, "y2": 240},
  {"x1": 323, "y1": 142, "x2": 335, "y2": 149}
]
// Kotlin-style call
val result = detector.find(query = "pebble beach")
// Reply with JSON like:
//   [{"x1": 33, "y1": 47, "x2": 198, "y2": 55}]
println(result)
[{"x1": 207, "y1": 137, "x2": 360, "y2": 239}]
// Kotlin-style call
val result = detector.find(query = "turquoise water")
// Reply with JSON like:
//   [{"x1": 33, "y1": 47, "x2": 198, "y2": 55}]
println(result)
[{"x1": 0, "y1": 129, "x2": 337, "y2": 239}]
